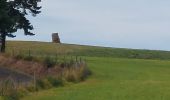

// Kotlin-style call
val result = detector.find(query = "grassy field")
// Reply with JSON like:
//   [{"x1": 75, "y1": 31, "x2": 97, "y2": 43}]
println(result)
[
  {"x1": 4, "y1": 41, "x2": 170, "y2": 100},
  {"x1": 21, "y1": 57, "x2": 170, "y2": 100},
  {"x1": 6, "y1": 41, "x2": 170, "y2": 60}
]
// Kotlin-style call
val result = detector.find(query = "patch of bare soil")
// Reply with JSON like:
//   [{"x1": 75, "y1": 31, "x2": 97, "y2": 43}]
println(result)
[{"x1": 0, "y1": 67, "x2": 32, "y2": 83}]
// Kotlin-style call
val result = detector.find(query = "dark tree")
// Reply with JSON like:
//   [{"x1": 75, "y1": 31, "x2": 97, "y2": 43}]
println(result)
[{"x1": 0, "y1": 0, "x2": 41, "y2": 52}]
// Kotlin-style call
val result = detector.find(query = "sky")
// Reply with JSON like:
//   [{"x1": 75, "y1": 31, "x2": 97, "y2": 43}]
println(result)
[{"x1": 8, "y1": 0, "x2": 170, "y2": 51}]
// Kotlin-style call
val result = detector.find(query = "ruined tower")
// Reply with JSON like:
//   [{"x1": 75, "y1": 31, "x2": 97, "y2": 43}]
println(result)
[{"x1": 52, "y1": 33, "x2": 61, "y2": 43}]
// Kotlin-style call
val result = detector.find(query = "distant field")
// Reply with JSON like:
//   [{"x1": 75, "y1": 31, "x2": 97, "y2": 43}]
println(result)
[
  {"x1": 6, "y1": 41, "x2": 170, "y2": 60},
  {"x1": 5, "y1": 41, "x2": 170, "y2": 100}
]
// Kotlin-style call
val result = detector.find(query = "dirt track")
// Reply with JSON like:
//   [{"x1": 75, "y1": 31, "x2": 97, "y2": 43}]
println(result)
[{"x1": 0, "y1": 67, "x2": 32, "y2": 83}]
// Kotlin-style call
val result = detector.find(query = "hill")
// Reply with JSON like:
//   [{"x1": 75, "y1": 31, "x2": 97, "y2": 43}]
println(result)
[
  {"x1": 2, "y1": 41, "x2": 170, "y2": 100},
  {"x1": 6, "y1": 41, "x2": 170, "y2": 60}
]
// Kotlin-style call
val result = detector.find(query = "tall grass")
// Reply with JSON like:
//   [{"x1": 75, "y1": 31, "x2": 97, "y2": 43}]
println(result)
[
  {"x1": 62, "y1": 59, "x2": 91, "y2": 82},
  {"x1": 0, "y1": 51, "x2": 91, "y2": 100},
  {"x1": 0, "y1": 78, "x2": 27, "y2": 100}
]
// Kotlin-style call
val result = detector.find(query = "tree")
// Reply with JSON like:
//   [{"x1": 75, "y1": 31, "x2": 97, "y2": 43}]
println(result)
[{"x1": 0, "y1": 0, "x2": 41, "y2": 52}]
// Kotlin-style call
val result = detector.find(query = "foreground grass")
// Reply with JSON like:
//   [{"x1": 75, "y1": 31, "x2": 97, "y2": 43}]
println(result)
[{"x1": 22, "y1": 57, "x2": 170, "y2": 100}]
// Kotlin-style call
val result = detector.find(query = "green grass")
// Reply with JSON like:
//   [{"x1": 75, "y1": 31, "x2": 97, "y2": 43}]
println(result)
[
  {"x1": 5, "y1": 41, "x2": 170, "y2": 100},
  {"x1": 22, "y1": 57, "x2": 170, "y2": 100},
  {"x1": 6, "y1": 41, "x2": 170, "y2": 60},
  {"x1": 20, "y1": 57, "x2": 170, "y2": 100}
]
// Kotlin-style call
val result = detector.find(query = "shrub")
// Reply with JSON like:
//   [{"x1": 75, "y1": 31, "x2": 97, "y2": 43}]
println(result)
[
  {"x1": 25, "y1": 83, "x2": 37, "y2": 92},
  {"x1": 36, "y1": 78, "x2": 53, "y2": 90},
  {"x1": 47, "y1": 77, "x2": 63, "y2": 87},
  {"x1": 13, "y1": 87, "x2": 28, "y2": 99},
  {"x1": 43, "y1": 56, "x2": 56, "y2": 68},
  {"x1": 13, "y1": 54, "x2": 23, "y2": 60},
  {"x1": 23, "y1": 55, "x2": 34, "y2": 61}
]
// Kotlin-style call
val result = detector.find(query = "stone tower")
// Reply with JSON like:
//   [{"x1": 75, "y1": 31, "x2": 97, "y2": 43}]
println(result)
[{"x1": 52, "y1": 33, "x2": 61, "y2": 43}]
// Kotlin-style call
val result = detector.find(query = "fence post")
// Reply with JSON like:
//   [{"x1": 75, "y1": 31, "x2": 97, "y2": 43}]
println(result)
[
  {"x1": 28, "y1": 49, "x2": 31, "y2": 57},
  {"x1": 12, "y1": 49, "x2": 15, "y2": 56},
  {"x1": 34, "y1": 71, "x2": 36, "y2": 91}
]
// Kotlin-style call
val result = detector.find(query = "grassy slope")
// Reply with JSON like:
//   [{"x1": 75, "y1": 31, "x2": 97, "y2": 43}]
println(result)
[
  {"x1": 5, "y1": 41, "x2": 170, "y2": 100},
  {"x1": 6, "y1": 41, "x2": 170, "y2": 60}
]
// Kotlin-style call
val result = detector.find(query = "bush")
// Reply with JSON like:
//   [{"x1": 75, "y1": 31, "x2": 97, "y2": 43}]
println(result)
[
  {"x1": 12, "y1": 87, "x2": 28, "y2": 100},
  {"x1": 25, "y1": 84, "x2": 36, "y2": 92},
  {"x1": 43, "y1": 56, "x2": 56, "y2": 68},
  {"x1": 23, "y1": 55, "x2": 34, "y2": 61},
  {"x1": 13, "y1": 55, "x2": 23, "y2": 60},
  {"x1": 47, "y1": 77, "x2": 63, "y2": 87},
  {"x1": 36, "y1": 77, "x2": 63, "y2": 90},
  {"x1": 36, "y1": 78, "x2": 53, "y2": 90}
]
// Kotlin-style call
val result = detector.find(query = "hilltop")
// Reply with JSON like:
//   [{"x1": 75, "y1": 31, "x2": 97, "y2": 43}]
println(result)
[{"x1": 6, "y1": 41, "x2": 170, "y2": 60}]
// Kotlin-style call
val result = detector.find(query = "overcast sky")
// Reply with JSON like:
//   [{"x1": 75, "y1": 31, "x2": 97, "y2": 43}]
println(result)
[{"x1": 8, "y1": 0, "x2": 170, "y2": 50}]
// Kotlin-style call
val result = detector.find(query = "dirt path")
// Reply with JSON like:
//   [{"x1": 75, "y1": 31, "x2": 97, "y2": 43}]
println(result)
[{"x1": 0, "y1": 67, "x2": 33, "y2": 83}]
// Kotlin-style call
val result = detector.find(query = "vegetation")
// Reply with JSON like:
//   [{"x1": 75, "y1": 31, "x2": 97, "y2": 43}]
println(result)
[
  {"x1": 6, "y1": 41, "x2": 170, "y2": 60},
  {"x1": 22, "y1": 57, "x2": 170, "y2": 100},
  {"x1": 0, "y1": 54, "x2": 90, "y2": 100},
  {"x1": 0, "y1": 79, "x2": 26, "y2": 100},
  {"x1": 0, "y1": 41, "x2": 92, "y2": 100},
  {"x1": 2, "y1": 41, "x2": 170, "y2": 100},
  {"x1": 0, "y1": 0, "x2": 41, "y2": 52}
]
